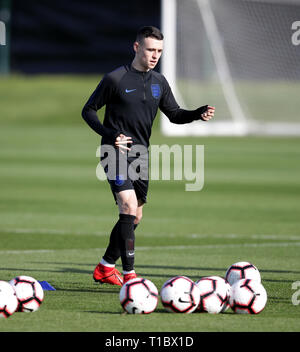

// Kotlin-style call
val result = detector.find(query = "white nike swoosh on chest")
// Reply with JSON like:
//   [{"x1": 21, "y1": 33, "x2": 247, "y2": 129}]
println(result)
[{"x1": 125, "y1": 89, "x2": 136, "y2": 93}]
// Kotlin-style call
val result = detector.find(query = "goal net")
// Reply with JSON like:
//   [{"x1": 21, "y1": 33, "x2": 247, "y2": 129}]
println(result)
[{"x1": 161, "y1": 0, "x2": 300, "y2": 136}]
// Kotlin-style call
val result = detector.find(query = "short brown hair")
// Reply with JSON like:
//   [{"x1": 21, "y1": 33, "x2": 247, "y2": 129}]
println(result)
[{"x1": 135, "y1": 26, "x2": 164, "y2": 43}]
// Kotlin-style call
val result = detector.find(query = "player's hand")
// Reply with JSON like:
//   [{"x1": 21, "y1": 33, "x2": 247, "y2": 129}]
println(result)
[
  {"x1": 115, "y1": 134, "x2": 133, "y2": 154},
  {"x1": 200, "y1": 106, "x2": 215, "y2": 121}
]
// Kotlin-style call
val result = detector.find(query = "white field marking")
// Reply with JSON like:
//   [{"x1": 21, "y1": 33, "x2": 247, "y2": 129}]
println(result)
[
  {"x1": 136, "y1": 241, "x2": 300, "y2": 251},
  {"x1": 188, "y1": 233, "x2": 300, "y2": 241},
  {"x1": 1, "y1": 241, "x2": 300, "y2": 255},
  {"x1": 2, "y1": 228, "x2": 300, "y2": 241},
  {"x1": 0, "y1": 228, "x2": 108, "y2": 236},
  {"x1": 0, "y1": 249, "x2": 59, "y2": 254}
]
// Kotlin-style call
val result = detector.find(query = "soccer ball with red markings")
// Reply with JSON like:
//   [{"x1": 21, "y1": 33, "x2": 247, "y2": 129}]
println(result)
[
  {"x1": 160, "y1": 276, "x2": 200, "y2": 314},
  {"x1": 0, "y1": 281, "x2": 19, "y2": 318},
  {"x1": 119, "y1": 278, "x2": 158, "y2": 314},
  {"x1": 9, "y1": 276, "x2": 44, "y2": 312},
  {"x1": 229, "y1": 278, "x2": 267, "y2": 314},
  {"x1": 195, "y1": 276, "x2": 231, "y2": 314},
  {"x1": 225, "y1": 261, "x2": 261, "y2": 286}
]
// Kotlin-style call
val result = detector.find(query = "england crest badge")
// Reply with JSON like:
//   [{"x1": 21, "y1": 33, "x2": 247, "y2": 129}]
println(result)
[{"x1": 151, "y1": 84, "x2": 161, "y2": 99}]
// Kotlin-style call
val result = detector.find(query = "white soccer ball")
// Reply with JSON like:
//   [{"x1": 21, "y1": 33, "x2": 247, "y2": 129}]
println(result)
[
  {"x1": 195, "y1": 276, "x2": 231, "y2": 314},
  {"x1": 225, "y1": 261, "x2": 261, "y2": 286},
  {"x1": 229, "y1": 278, "x2": 267, "y2": 314},
  {"x1": 160, "y1": 276, "x2": 200, "y2": 313},
  {"x1": 9, "y1": 276, "x2": 44, "y2": 312},
  {"x1": 0, "y1": 280, "x2": 19, "y2": 318},
  {"x1": 119, "y1": 278, "x2": 158, "y2": 314}
]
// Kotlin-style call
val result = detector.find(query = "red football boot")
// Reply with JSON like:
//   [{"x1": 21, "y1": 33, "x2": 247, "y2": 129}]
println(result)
[
  {"x1": 93, "y1": 263, "x2": 123, "y2": 286},
  {"x1": 123, "y1": 272, "x2": 138, "y2": 284}
]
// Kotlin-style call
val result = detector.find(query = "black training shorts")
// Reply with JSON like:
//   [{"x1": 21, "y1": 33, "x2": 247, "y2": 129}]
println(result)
[{"x1": 100, "y1": 147, "x2": 149, "y2": 204}]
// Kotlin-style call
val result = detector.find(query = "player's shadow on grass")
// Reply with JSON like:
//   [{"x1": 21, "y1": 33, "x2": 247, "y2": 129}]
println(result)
[
  {"x1": 84, "y1": 310, "x2": 122, "y2": 315},
  {"x1": 32, "y1": 261, "x2": 300, "y2": 275},
  {"x1": 17, "y1": 262, "x2": 300, "y2": 282},
  {"x1": 135, "y1": 264, "x2": 300, "y2": 275},
  {"x1": 268, "y1": 296, "x2": 291, "y2": 304},
  {"x1": 135, "y1": 264, "x2": 226, "y2": 272},
  {"x1": 54, "y1": 286, "x2": 119, "y2": 295},
  {"x1": 132, "y1": 264, "x2": 227, "y2": 280}
]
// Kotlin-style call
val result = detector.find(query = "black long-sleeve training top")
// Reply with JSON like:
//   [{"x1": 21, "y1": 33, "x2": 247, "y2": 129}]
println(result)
[{"x1": 82, "y1": 64, "x2": 207, "y2": 148}]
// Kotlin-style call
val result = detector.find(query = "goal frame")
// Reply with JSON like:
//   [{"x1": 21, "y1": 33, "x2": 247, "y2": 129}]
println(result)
[{"x1": 160, "y1": 0, "x2": 300, "y2": 136}]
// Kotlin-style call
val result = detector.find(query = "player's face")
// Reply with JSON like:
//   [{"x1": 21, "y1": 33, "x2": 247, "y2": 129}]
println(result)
[{"x1": 134, "y1": 37, "x2": 163, "y2": 71}]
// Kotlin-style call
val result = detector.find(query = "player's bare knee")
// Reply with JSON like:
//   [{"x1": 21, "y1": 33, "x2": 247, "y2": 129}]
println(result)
[
  {"x1": 116, "y1": 190, "x2": 138, "y2": 216},
  {"x1": 118, "y1": 197, "x2": 138, "y2": 216},
  {"x1": 120, "y1": 202, "x2": 137, "y2": 216}
]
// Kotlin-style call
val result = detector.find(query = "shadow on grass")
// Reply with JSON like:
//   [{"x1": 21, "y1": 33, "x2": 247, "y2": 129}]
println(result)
[
  {"x1": 31, "y1": 262, "x2": 300, "y2": 275},
  {"x1": 54, "y1": 286, "x2": 119, "y2": 294},
  {"x1": 83, "y1": 310, "x2": 123, "y2": 315},
  {"x1": 1, "y1": 266, "x2": 292, "y2": 307},
  {"x1": 3, "y1": 263, "x2": 299, "y2": 292}
]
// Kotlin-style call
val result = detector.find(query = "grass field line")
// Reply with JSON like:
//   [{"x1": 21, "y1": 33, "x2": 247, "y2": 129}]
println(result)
[
  {"x1": 187, "y1": 233, "x2": 300, "y2": 240},
  {"x1": 136, "y1": 241, "x2": 300, "y2": 251},
  {"x1": 1, "y1": 241, "x2": 300, "y2": 255},
  {"x1": 0, "y1": 227, "x2": 108, "y2": 236},
  {"x1": 2, "y1": 227, "x2": 300, "y2": 241}
]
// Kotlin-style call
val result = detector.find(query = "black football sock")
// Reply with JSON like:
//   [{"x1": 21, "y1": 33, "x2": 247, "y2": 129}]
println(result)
[
  {"x1": 119, "y1": 213, "x2": 136, "y2": 272},
  {"x1": 103, "y1": 220, "x2": 121, "y2": 264}
]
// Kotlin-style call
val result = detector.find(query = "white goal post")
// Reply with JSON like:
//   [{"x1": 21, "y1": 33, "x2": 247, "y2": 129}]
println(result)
[{"x1": 160, "y1": 0, "x2": 300, "y2": 136}]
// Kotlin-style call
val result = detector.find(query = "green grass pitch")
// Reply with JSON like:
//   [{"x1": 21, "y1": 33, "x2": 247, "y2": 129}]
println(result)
[{"x1": 0, "y1": 75, "x2": 300, "y2": 332}]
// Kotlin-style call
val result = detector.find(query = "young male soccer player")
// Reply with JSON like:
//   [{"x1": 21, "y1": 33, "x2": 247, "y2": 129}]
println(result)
[{"x1": 82, "y1": 26, "x2": 215, "y2": 286}]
